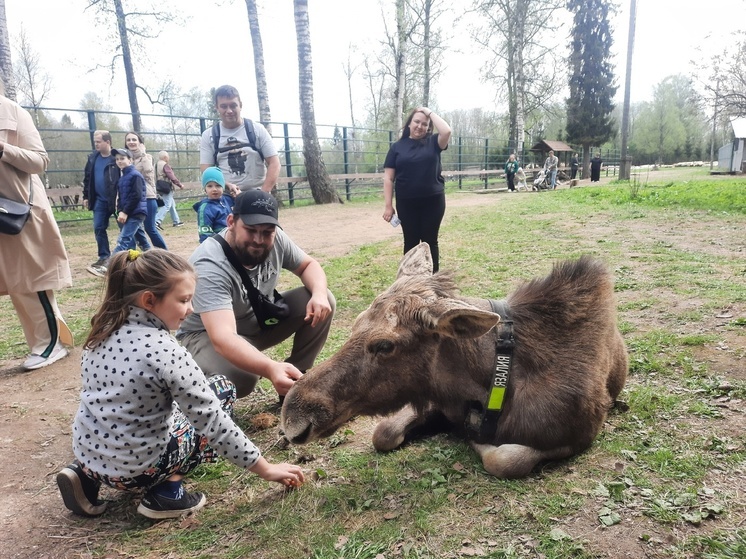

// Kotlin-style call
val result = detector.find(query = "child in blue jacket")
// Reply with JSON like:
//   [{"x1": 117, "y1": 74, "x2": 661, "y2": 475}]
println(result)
[{"x1": 193, "y1": 167, "x2": 234, "y2": 243}]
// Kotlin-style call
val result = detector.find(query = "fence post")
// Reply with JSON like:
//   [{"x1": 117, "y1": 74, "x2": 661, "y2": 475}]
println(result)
[
  {"x1": 343, "y1": 127, "x2": 351, "y2": 201},
  {"x1": 87, "y1": 111, "x2": 97, "y2": 150},
  {"x1": 283, "y1": 123, "x2": 294, "y2": 206},
  {"x1": 458, "y1": 136, "x2": 463, "y2": 189},
  {"x1": 483, "y1": 138, "x2": 489, "y2": 189}
]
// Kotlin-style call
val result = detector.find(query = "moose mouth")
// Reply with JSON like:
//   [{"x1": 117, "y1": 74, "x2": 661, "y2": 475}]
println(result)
[{"x1": 286, "y1": 421, "x2": 314, "y2": 444}]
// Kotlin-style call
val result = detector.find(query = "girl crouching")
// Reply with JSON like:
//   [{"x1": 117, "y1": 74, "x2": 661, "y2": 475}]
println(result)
[{"x1": 57, "y1": 249, "x2": 304, "y2": 519}]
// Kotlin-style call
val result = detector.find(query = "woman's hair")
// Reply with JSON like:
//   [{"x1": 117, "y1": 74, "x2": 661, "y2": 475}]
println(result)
[
  {"x1": 84, "y1": 249, "x2": 196, "y2": 349},
  {"x1": 401, "y1": 108, "x2": 433, "y2": 140},
  {"x1": 125, "y1": 130, "x2": 145, "y2": 145},
  {"x1": 158, "y1": 150, "x2": 169, "y2": 161}
]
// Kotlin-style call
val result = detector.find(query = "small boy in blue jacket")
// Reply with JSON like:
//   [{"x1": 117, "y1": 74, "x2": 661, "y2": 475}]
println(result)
[{"x1": 194, "y1": 167, "x2": 234, "y2": 243}]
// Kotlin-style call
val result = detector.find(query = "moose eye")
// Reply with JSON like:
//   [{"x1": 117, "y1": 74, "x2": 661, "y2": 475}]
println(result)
[{"x1": 369, "y1": 340, "x2": 394, "y2": 356}]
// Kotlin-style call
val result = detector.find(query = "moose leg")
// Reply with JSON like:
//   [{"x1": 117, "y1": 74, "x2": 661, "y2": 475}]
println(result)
[
  {"x1": 372, "y1": 405, "x2": 451, "y2": 452},
  {"x1": 471, "y1": 443, "x2": 575, "y2": 479}
]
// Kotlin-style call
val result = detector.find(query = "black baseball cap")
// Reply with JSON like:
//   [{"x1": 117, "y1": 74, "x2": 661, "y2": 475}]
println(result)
[
  {"x1": 233, "y1": 190, "x2": 281, "y2": 228},
  {"x1": 111, "y1": 147, "x2": 133, "y2": 159}
]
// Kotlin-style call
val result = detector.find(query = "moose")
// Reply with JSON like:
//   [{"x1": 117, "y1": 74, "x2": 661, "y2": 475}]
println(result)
[{"x1": 281, "y1": 243, "x2": 628, "y2": 478}]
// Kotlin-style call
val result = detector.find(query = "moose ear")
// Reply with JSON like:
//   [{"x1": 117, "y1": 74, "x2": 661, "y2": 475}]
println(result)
[
  {"x1": 396, "y1": 242, "x2": 433, "y2": 279},
  {"x1": 422, "y1": 298, "x2": 501, "y2": 339}
]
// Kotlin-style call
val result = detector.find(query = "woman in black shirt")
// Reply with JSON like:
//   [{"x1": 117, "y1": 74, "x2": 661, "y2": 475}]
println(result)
[{"x1": 382, "y1": 107, "x2": 452, "y2": 272}]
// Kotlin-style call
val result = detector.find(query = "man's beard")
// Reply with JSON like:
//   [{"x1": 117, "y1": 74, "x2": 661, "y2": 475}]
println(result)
[{"x1": 234, "y1": 243, "x2": 271, "y2": 267}]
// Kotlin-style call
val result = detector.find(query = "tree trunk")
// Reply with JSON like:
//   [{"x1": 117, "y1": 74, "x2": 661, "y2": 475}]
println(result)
[
  {"x1": 619, "y1": 0, "x2": 636, "y2": 179},
  {"x1": 113, "y1": 0, "x2": 141, "y2": 132},
  {"x1": 245, "y1": 0, "x2": 272, "y2": 133},
  {"x1": 582, "y1": 143, "x2": 591, "y2": 179},
  {"x1": 0, "y1": 0, "x2": 16, "y2": 101},
  {"x1": 514, "y1": 0, "x2": 528, "y2": 160},
  {"x1": 293, "y1": 0, "x2": 339, "y2": 204},
  {"x1": 422, "y1": 0, "x2": 432, "y2": 106},
  {"x1": 394, "y1": 0, "x2": 407, "y2": 132}
]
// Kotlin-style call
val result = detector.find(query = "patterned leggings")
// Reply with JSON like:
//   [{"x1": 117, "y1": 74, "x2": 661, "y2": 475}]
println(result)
[{"x1": 83, "y1": 375, "x2": 236, "y2": 491}]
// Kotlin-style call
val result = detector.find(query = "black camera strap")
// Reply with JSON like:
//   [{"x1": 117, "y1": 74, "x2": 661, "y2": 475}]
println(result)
[{"x1": 213, "y1": 234, "x2": 285, "y2": 329}]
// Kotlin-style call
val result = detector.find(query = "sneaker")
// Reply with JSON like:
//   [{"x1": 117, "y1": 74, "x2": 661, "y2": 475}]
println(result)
[
  {"x1": 137, "y1": 486, "x2": 206, "y2": 519},
  {"x1": 23, "y1": 343, "x2": 69, "y2": 370},
  {"x1": 156, "y1": 222, "x2": 164, "y2": 231},
  {"x1": 86, "y1": 264, "x2": 107, "y2": 278},
  {"x1": 172, "y1": 222, "x2": 184, "y2": 228},
  {"x1": 56, "y1": 461, "x2": 108, "y2": 517},
  {"x1": 90, "y1": 257, "x2": 108, "y2": 268}
]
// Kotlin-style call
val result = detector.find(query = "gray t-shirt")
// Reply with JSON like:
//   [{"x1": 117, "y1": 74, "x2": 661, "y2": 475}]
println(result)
[
  {"x1": 177, "y1": 228, "x2": 306, "y2": 336},
  {"x1": 199, "y1": 120, "x2": 278, "y2": 190}
]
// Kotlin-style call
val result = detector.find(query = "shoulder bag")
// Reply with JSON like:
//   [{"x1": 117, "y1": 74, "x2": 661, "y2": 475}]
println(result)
[
  {"x1": 213, "y1": 234, "x2": 290, "y2": 330},
  {"x1": 155, "y1": 161, "x2": 173, "y2": 195},
  {"x1": 0, "y1": 178, "x2": 34, "y2": 235}
]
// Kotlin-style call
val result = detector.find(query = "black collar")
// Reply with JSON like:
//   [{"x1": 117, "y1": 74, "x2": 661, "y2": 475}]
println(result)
[{"x1": 464, "y1": 300, "x2": 515, "y2": 443}]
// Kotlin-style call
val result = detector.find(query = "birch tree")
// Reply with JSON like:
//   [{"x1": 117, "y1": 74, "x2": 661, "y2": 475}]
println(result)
[
  {"x1": 472, "y1": 0, "x2": 564, "y2": 159},
  {"x1": 293, "y1": 0, "x2": 339, "y2": 204}
]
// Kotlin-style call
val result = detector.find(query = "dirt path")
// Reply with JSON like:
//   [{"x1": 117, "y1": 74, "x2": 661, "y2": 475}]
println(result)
[{"x1": 0, "y1": 186, "x2": 511, "y2": 559}]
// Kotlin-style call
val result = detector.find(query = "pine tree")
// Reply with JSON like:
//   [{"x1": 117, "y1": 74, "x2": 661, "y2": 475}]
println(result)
[{"x1": 566, "y1": 0, "x2": 617, "y2": 178}]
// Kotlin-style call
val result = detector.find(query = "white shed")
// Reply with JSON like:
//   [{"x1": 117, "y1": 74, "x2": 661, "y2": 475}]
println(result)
[{"x1": 717, "y1": 117, "x2": 746, "y2": 173}]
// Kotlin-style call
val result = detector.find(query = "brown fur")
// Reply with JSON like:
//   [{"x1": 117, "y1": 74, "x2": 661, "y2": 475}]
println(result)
[{"x1": 281, "y1": 243, "x2": 628, "y2": 478}]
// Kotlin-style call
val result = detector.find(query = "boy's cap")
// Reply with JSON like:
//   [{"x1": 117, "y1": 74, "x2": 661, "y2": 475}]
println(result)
[
  {"x1": 201, "y1": 166, "x2": 225, "y2": 189},
  {"x1": 111, "y1": 148, "x2": 133, "y2": 159},
  {"x1": 233, "y1": 190, "x2": 280, "y2": 228}
]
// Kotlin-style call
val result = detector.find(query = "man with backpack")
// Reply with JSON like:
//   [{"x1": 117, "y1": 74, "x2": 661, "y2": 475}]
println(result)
[{"x1": 199, "y1": 85, "x2": 280, "y2": 193}]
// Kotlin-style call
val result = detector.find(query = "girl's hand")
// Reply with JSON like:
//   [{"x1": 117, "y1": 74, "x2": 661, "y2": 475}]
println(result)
[
  {"x1": 117, "y1": 211, "x2": 128, "y2": 224},
  {"x1": 250, "y1": 458, "x2": 305, "y2": 487},
  {"x1": 383, "y1": 205, "x2": 394, "y2": 222}
]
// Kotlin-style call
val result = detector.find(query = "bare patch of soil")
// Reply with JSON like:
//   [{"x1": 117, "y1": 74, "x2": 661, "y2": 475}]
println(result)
[{"x1": 0, "y1": 177, "x2": 743, "y2": 558}]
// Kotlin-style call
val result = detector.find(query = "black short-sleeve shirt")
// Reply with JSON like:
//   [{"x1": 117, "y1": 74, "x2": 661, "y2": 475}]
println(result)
[{"x1": 384, "y1": 134, "x2": 446, "y2": 199}]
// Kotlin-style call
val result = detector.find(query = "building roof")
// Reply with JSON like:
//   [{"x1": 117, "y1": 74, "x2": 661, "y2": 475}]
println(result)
[
  {"x1": 529, "y1": 140, "x2": 574, "y2": 152},
  {"x1": 732, "y1": 117, "x2": 746, "y2": 138}
]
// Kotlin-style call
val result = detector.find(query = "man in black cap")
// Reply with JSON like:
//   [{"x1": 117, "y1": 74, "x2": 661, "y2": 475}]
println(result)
[{"x1": 176, "y1": 190, "x2": 335, "y2": 399}]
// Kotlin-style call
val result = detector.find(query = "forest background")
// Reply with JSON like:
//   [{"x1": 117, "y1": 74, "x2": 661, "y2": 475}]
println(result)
[{"x1": 1, "y1": 0, "x2": 745, "y2": 175}]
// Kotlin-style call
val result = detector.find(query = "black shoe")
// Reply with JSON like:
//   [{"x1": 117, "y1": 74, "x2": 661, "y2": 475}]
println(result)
[
  {"x1": 172, "y1": 222, "x2": 184, "y2": 228},
  {"x1": 137, "y1": 485, "x2": 206, "y2": 519},
  {"x1": 156, "y1": 222, "x2": 164, "y2": 231},
  {"x1": 56, "y1": 461, "x2": 108, "y2": 517}
]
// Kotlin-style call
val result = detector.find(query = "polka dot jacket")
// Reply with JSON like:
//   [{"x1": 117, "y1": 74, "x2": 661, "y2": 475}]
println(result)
[{"x1": 72, "y1": 307, "x2": 261, "y2": 478}]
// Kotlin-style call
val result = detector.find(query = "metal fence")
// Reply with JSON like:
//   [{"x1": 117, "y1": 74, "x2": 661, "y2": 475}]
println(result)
[{"x1": 27, "y1": 105, "x2": 618, "y2": 207}]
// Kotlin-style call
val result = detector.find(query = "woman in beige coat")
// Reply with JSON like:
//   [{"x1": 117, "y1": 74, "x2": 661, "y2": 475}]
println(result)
[{"x1": 0, "y1": 90, "x2": 73, "y2": 370}]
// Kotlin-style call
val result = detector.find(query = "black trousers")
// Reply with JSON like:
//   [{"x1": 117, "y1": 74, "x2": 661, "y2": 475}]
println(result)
[
  {"x1": 506, "y1": 172, "x2": 516, "y2": 191},
  {"x1": 396, "y1": 192, "x2": 446, "y2": 272}
]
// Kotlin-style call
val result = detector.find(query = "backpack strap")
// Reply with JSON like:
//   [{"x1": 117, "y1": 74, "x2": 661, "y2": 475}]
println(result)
[
  {"x1": 212, "y1": 118, "x2": 265, "y2": 167},
  {"x1": 212, "y1": 122, "x2": 221, "y2": 167},
  {"x1": 243, "y1": 118, "x2": 264, "y2": 162}
]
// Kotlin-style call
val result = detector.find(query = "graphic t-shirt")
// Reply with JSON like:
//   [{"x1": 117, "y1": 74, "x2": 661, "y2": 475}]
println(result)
[{"x1": 199, "y1": 120, "x2": 278, "y2": 191}]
